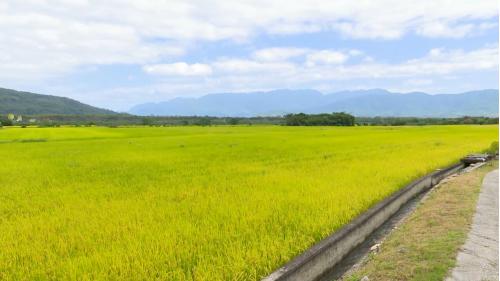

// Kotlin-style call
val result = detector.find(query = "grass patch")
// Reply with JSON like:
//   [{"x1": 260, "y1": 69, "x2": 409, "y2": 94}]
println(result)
[{"x1": 345, "y1": 161, "x2": 498, "y2": 281}]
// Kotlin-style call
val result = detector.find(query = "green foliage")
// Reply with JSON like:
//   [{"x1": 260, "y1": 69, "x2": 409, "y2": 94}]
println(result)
[
  {"x1": 0, "y1": 125, "x2": 497, "y2": 280},
  {"x1": 194, "y1": 117, "x2": 212, "y2": 126},
  {"x1": 356, "y1": 116, "x2": 499, "y2": 126},
  {"x1": 8, "y1": 113, "x2": 497, "y2": 128},
  {"x1": 284, "y1": 112, "x2": 355, "y2": 126},
  {"x1": 0, "y1": 115, "x2": 13, "y2": 126},
  {"x1": 227, "y1": 118, "x2": 240, "y2": 125},
  {"x1": 21, "y1": 114, "x2": 284, "y2": 126},
  {"x1": 141, "y1": 117, "x2": 153, "y2": 126}
]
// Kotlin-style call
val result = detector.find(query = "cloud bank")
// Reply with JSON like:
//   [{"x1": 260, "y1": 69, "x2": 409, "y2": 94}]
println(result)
[{"x1": 0, "y1": 0, "x2": 497, "y2": 110}]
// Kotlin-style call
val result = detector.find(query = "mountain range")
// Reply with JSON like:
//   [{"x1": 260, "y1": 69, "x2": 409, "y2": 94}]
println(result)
[
  {"x1": 0, "y1": 87, "x2": 497, "y2": 117},
  {"x1": 129, "y1": 89, "x2": 499, "y2": 117},
  {"x1": 0, "y1": 87, "x2": 114, "y2": 115}
]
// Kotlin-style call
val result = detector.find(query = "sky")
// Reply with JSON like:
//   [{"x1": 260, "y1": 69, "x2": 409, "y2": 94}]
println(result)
[{"x1": 0, "y1": 0, "x2": 498, "y2": 111}]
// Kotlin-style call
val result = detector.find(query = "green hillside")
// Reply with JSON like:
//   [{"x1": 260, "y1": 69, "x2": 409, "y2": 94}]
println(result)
[{"x1": 0, "y1": 87, "x2": 115, "y2": 115}]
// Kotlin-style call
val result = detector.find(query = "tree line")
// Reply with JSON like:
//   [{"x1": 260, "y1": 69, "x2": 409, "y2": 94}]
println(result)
[
  {"x1": 355, "y1": 116, "x2": 499, "y2": 126},
  {"x1": 284, "y1": 112, "x2": 355, "y2": 126},
  {"x1": 0, "y1": 113, "x2": 497, "y2": 127}
]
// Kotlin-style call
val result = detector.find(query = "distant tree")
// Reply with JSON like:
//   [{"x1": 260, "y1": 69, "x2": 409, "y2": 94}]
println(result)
[
  {"x1": 462, "y1": 116, "x2": 473, "y2": 124},
  {"x1": 4, "y1": 113, "x2": 495, "y2": 127},
  {"x1": 141, "y1": 118, "x2": 152, "y2": 126},
  {"x1": 284, "y1": 113, "x2": 308, "y2": 126},
  {"x1": 227, "y1": 118, "x2": 240, "y2": 125},
  {"x1": 0, "y1": 115, "x2": 13, "y2": 126},
  {"x1": 284, "y1": 112, "x2": 354, "y2": 126},
  {"x1": 195, "y1": 117, "x2": 212, "y2": 126}
]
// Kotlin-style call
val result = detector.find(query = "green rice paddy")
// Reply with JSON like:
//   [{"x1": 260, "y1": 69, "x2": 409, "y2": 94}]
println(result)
[{"x1": 0, "y1": 125, "x2": 497, "y2": 280}]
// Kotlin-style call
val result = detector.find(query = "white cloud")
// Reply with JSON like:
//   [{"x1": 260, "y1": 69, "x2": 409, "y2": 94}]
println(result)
[
  {"x1": 0, "y1": 0, "x2": 497, "y2": 83},
  {"x1": 348, "y1": 49, "x2": 364, "y2": 56},
  {"x1": 213, "y1": 59, "x2": 296, "y2": 74},
  {"x1": 416, "y1": 22, "x2": 475, "y2": 38},
  {"x1": 143, "y1": 63, "x2": 212, "y2": 76},
  {"x1": 0, "y1": 11, "x2": 183, "y2": 80},
  {"x1": 267, "y1": 23, "x2": 323, "y2": 34},
  {"x1": 408, "y1": 47, "x2": 498, "y2": 74},
  {"x1": 292, "y1": 46, "x2": 497, "y2": 83},
  {"x1": 405, "y1": 78, "x2": 433, "y2": 86},
  {"x1": 149, "y1": 45, "x2": 498, "y2": 96},
  {"x1": 252, "y1": 47, "x2": 309, "y2": 62},
  {"x1": 251, "y1": 48, "x2": 357, "y2": 66},
  {"x1": 139, "y1": 45, "x2": 498, "y2": 90},
  {"x1": 333, "y1": 22, "x2": 405, "y2": 39},
  {"x1": 478, "y1": 21, "x2": 498, "y2": 30},
  {"x1": 418, "y1": 20, "x2": 498, "y2": 38},
  {"x1": 306, "y1": 50, "x2": 349, "y2": 66}
]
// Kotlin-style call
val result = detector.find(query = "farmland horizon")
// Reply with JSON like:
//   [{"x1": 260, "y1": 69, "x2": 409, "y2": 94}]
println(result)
[{"x1": 1, "y1": 86, "x2": 499, "y2": 118}]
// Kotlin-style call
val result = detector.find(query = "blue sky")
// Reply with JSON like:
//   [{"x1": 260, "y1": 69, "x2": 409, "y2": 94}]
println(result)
[{"x1": 0, "y1": 1, "x2": 498, "y2": 111}]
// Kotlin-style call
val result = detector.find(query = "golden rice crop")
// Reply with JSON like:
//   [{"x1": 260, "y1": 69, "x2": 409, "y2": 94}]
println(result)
[{"x1": 0, "y1": 125, "x2": 497, "y2": 280}]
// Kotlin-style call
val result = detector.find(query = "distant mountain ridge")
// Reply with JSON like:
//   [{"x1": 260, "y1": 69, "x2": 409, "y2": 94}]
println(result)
[
  {"x1": 130, "y1": 89, "x2": 499, "y2": 117},
  {"x1": 0, "y1": 87, "x2": 115, "y2": 115}
]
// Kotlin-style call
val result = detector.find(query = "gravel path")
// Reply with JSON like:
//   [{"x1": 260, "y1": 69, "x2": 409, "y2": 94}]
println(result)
[{"x1": 446, "y1": 169, "x2": 499, "y2": 281}]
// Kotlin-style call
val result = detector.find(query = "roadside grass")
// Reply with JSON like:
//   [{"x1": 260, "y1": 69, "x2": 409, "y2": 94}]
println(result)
[{"x1": 345, "y1": 161, "x2": 498, "y2": 281}]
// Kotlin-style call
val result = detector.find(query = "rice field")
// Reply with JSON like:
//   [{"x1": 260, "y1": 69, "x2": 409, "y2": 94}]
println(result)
[{"x1": 0, "y1": 125, "x2": 497, "y2": 280}]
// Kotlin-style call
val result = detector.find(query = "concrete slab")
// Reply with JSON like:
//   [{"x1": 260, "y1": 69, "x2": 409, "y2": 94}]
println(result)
[{"x1": 446, "y1": 169, "x2": 499, "y2": 281}]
